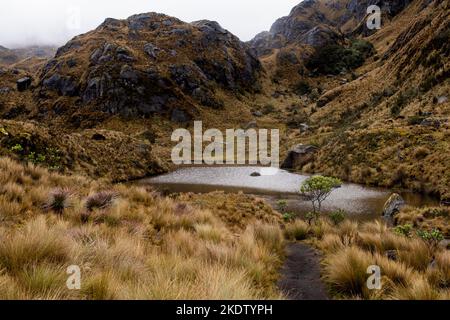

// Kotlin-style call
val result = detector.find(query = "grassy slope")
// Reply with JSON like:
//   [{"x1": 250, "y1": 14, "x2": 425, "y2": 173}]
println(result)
[
  {"x1": 271, "y1": 0, "x2": 450, "y2": 200},
  {"x1": 285, "y1": 217, "x2": 450, "y2": 300},
  {"x1": 0, "y1": 157, "x2": 284, "y2": 299}
]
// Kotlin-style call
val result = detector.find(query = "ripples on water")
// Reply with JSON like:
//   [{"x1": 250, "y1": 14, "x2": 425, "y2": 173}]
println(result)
[{"x1": 143, "y1": 166, "x2": 439, "y2": 220}]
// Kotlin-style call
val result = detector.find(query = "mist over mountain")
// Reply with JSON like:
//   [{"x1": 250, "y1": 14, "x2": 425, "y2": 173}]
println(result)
[{"x1": 0, "y1": 0, "x2": 300, "y2": 48}]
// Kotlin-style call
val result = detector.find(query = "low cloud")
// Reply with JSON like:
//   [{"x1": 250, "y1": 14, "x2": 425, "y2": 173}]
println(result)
[{"x1": 0, "y1": 0, "x2": 300, "y2": 48}]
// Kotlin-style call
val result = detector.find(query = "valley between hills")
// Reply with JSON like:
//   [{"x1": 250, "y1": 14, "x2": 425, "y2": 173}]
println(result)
[{"x1": 0, "y1": 0, "x2": 448, "y2": 300}]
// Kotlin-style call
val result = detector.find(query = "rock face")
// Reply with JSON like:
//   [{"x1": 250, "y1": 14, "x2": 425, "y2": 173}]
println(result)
[
  {"x1": 36, "y1": 12, "x2": 262, "y2": 123},
  {"x1": 382, "y1": 193, "x2": 406, "y2": 217},
  {"x1": 249, "y1": 0, "x2": 413, "y2": 54},
  {"x1": 281, "y1": 144, "x2": 318, "y2": 169}
]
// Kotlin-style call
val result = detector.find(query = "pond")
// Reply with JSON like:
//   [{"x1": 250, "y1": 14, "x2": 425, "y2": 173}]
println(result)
[{"x1": 140, "y1": 166, "x2": 439, "y2": 220}]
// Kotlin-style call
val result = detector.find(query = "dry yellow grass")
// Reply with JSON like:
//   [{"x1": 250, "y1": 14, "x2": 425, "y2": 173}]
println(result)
[
  {"x1": 0, "y1": 157, "x2": 284, "y2": 300},
  {"x1": 288, "y1": 216, "x2": 450, "y2": 300}
]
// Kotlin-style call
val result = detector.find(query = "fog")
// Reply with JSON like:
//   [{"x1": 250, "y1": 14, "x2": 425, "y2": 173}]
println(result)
[{"x1": 0, "y1": 0, "x2": 301, "y2": 48}]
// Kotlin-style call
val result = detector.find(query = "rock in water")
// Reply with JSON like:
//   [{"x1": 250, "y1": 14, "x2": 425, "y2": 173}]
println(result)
[
  {"x1": 250, "y1": 172, "x2": 261, "y2": 177},
  {"x1": 281, "y1": 144, "x2": 318, "y2": 169},
  {"x1": 382, "y1": 193, "x2": 405, "y2": 217}
]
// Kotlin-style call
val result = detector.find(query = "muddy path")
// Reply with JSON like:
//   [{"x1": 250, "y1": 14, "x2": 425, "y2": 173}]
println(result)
[{"x1": 277, "y1": 243, "x2": 329, "y2": 300}]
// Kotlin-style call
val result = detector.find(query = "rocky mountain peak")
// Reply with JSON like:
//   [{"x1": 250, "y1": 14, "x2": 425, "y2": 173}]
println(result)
[{"x1": 36, "y1": 12, "x2": 262, "y2": 125}]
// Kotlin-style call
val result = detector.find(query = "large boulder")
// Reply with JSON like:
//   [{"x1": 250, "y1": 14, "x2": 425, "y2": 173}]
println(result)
[
  {"x1": 17, "y1": 77, "x2": 32, "y2": 92},
  {"x1": 281, "y1": 144, "x2": 318, "y2": 169},
  {"x1": 382, "y1": 193, "x2": 406, "y2": 217}
]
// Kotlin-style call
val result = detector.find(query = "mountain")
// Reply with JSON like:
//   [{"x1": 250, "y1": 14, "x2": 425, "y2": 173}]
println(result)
[
  {"x1": 0, "y1": 45, "x2": 56, "y2": 69},
  {"x1": 0, "y1": 1, "x2": 448, "y2": 199},
  {"x1": 0, "y1": 46, "x2": 20, "y2": 65},
  {"x1": 250, "y1": 0, "x2": 413, "y2": 56},
  {"x1": 35, "y1": 13, "x2": 262, "y2": 125},
  {"x1": 255, "y1": 0, "x2": 449, "y2": 200},
  {"x1": 1, "y1": 13, "x2": 266, "y2": 181}
]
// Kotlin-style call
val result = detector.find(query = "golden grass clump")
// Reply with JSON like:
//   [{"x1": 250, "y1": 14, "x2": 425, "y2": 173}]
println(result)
[
  {"x1": 294, "y1": 216, "x2": 450, "y2": 300},
  {"x1": 0, "y1": 157, "x2": 285, "y2": 300}
]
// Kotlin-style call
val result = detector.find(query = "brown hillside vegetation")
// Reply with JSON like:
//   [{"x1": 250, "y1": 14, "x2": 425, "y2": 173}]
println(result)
[
  {"x1": 0, "y1": 0, "x2": 448, "y2": 301},
  {"x1": 255, "y1": 0, "x2": 449, "y2": 200},
  {"x1": 0, "y1": 157, "x2": 283, "y2": 299}
]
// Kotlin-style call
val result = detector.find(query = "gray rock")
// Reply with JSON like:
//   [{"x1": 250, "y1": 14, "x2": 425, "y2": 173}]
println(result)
[
  {"x1": 101, "y1": 18, "x2": 122, "y2": 30},
  {"x1": 117, "y1": 54, "x2": 135, "y2": 62},
  {"x1": 252, "y1": 111, "x2": 263, "y2": 117},
  {"x1": 90, "y1": 48, "x2": 102, "y2": 63},
  {"x1": 250, "y1": 172, "x2": 261, "y2": 177},
  {"x1": 120, "y1": 65, "x2": 139, "y2": 83},
  {"x1": 437, "y1": 96, "x2": 448, "y2": 104},
  {"x1": 104, "y1": 43, "x2": 116, "y2": 52},
  {"x1": 98, "y1": 55, "x2": 113, "y2": 64},
  {"x1": 171, "y1": 109, "x2": 191, "y2": 123},
  {"x1": 281, "y1": 144, "x2": 318, "y2": 169},
  {"x1": 382, "y1": 193, "x2": 405, "y2": 218},
  {"x1": 299, "y1": 123, "x2": 310, "y2": 133},
  {"x1": 144, "y1": 43, "x2": 160, "y2": 59},
  {"x1": 244, "y1": 120, "x2": 257, "y2": 130},
  {"x1": 83, "y1": 77, "x2": 101, "y2": 102},
  {"x1": 17, "y1": 77, "x2": 32, "y2": 92},
  {"x1": 0, "y1": 87, "x2": 11, "y2": 94},
  {"x1": 42, "y1": 73, "x2": 78, "y2": 96},
  {"x1": 170, "y1": 28, "x2": 191, "y2": 36},
  {"x1": 66, "y1": 58, "x2": 77, "y2": 68}
]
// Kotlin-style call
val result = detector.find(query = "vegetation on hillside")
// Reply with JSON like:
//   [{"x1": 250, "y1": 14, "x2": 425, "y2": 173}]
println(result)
[{"x1": 306, "y1": 40, "x2": 375, "y2": 75}]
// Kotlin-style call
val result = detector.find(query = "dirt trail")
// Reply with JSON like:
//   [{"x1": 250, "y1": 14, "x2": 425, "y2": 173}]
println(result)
[{"x1": 277, "y1": 243, "x2": 329, "y2": 300}]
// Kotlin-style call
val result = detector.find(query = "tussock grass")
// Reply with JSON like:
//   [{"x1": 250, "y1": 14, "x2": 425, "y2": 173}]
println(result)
[
  {"x1": 0, "y1": 157, "x2": 284, "y2": 300},
  {"x1": 285, "y1": 219, "x2": 310, "y2": 240},
  {"x1": 295, "y1": 215, "x2": 450, "y2": 300}
]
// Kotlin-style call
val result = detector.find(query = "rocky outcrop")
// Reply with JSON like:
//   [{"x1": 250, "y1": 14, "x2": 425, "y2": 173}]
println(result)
[
  {"x1": 281, "y1": 144, "x2": 318, "y2": 169},
  {"x1": 249, "y1": 0, "x2": 413, "y2": 58},
  {"x1": 36, "y1": 12, "x2": 262, "y2": 123},
  {"x1": 382, "y1": 193, "x2": 406, "y2": 217}
]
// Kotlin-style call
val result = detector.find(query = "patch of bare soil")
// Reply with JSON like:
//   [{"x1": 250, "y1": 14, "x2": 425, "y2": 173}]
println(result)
[{"x1": 278, "y1": 243, "x2": 329, "y2": 300}]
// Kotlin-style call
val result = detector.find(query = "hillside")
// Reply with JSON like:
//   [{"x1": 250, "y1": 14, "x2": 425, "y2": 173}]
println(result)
[
  {"x1": 35, "y1": 13, "x2": 262, "y2": 124},
  {"x1": 1, "y1": 13, "x2": 270, "y2": 180},
  {"x1": 250, "y1": 0, "x2": 449, "y2": 200},
  {"x1": 0, "y1": 0, "x2": 448, "y2": 302},
  {"x1": 0, "y1": 1, "x2": 448, "y2": 198}
]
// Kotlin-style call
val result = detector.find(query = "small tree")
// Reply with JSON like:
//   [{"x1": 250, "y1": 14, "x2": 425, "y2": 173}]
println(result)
[
  {"x1": 300, "y1": 176, "x2": 342, "y2": 217},
  {"x1": 417, "y1": 229, "x2": 444, "y2": 251}
]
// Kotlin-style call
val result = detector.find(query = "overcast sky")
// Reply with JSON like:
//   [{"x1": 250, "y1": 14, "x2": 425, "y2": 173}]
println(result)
[{"x1": 0, "y1": 0, "x2": 301, "y2": 48}]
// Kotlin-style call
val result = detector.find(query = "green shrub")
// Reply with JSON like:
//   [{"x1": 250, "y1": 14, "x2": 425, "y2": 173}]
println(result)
[
  {"x1": 306, "y1": 40, "x2": 374, "y2": 75},
  {"x1": 417, "y1": 229, "x2": 444, "y2": 250},
  {"x1": 300, "y1": 176, "x2": 342, "y2": 214},
  {"x1": 276, "y1": 200, "x2": 288, "y2": 213},
  {"x1": 10, "y1": 144, "x2": 24, "y2": 153},
  {"x1": 394, "y1": 224, "x2": 413, "y2": 237},
  {"x1": 329, "y1": 209, "x2": 347, "y2": 226},
  {"x1": 282, "y1": 212, "x2": 295, "y2": 222}
]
